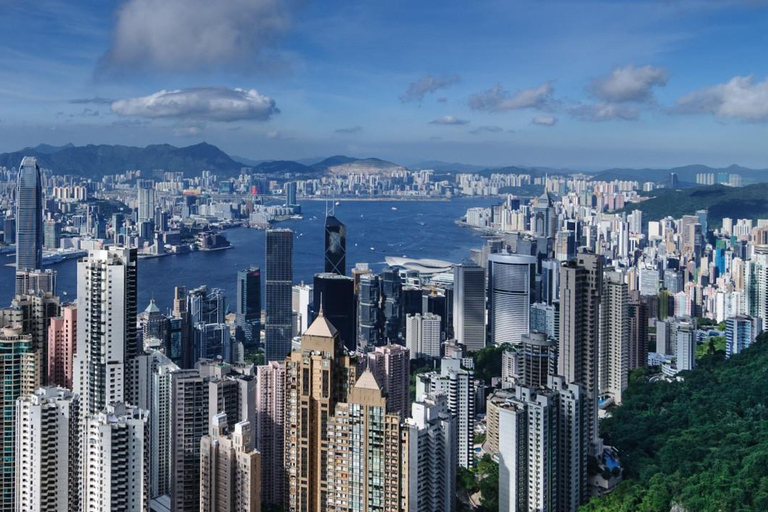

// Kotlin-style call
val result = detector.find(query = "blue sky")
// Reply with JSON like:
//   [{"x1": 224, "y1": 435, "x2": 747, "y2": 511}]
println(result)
[{"x1": 1, "y1": 0, "x2": 768, "y2": 169}]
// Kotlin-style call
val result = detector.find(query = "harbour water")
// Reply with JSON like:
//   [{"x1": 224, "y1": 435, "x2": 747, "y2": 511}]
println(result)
[{"x1": 0, "y1": 198, "x2": 498, "y2": 313}]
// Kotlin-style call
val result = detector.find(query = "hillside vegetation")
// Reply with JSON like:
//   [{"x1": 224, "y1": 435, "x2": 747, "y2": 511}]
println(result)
[
  {"x1": 580, "y1": 333, "x2": 768, "y2": 512},
  {"x1": 622, "y1": 183, "x2": 768, "y2": 227}
]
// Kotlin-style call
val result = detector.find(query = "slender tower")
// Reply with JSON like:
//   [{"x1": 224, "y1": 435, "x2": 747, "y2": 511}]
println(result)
[
  {"x1": 324, "y1": 212, "x2": 346, "y2": 275},
  {"x1": 15, "y1": 156, "x2": 43, "y2": 273},
  {"x1": 265, "y1": 229, "x2": 293, "y2": 362}
]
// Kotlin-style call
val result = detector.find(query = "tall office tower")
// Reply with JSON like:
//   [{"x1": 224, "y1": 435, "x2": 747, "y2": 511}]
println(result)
[
  {"x1": 284, "y1": 311, "x2": 356, "y2": 512},
  {"x1": 74, "y1": 247, "x2": 139, "y2": 415},
  {"x1": 487, "y1": 253, "x2": 536, "y2": 345},
  {"x1": 188, "y1": 286, "x2": 226, "y2": 325},
  {"x1": 675, "y1": 320, "x2": 696, "y2": 372},
  {"x1": 498, "y1": 376, "x2": 585, "y2": 512},
  {"x1": 600, "y1": 272, "x2": 629, "y2": 405},
  {"x1": 136, "y1": 351, "x2": 179, "y2": 500},
  {"x1": 284, "y1": 181, "x2": 297, "y2": 206},
  {"x1": 16, "y1": 387, "x2": 80, "y2": 512},
  {"x1": 381, "y1": 266, "x2": 404, "y2": 341},
  {"x1": 452, "y1": 263, "x2": 486, "y2": 351},
  {"x1": 559, "y1": 252, "x2": 603, "y2": 454},
  {"x1": 265, "y1": 229, "x2": 293, "y2": 362},
  {"x1": 171, "y1": 369, "x2": 210, "y2": 512},
  {"x1": 530, "y1": 301, "x2": 559, "y2": 340},
  {"x1": 15, "y1": 156, "x2": 43, "y2": 273},
  {"x1": 255, "y1": 362, "x2": 285, "y2": 507},
  {"x1": 416, "y1": 358, "x2": 475, "y2": 468},
  {"x1": 628, "y1": 300, "x2": 648, "y2": 370},
  {"x1": 325, "y1": 370, "x2": 404, "y2": 512},
  {"x1": 172, "y1": 286, "x2": 192, "y2": 368},
  {"x1": 199, "y1": 414, "x2": 261, "y2": 512},
  {"x1": 367, "y1": 344, "x2": 410, "y2": 419},
  {"x1": 14, "y1": 268, "x2": 57, "y2": 296},
  {"x1": 424, "y1": 289, "x2": 451, "y2": 338},
  {"x1": 0, "y1": 326, "x2": 38, "y2": 511},
  {"x1": 357, "y1": 273, "x2": 382, "y2": 349},
  {"x1": 43, "y1": 220, "x2": 61, "y2": 249},
  {"x1": 519, "y1": 331, "x2": 557, "y2": 388},
  {"x1": 403, "y1": 286, "x2": 423, "y2": 317},
  {"x1": 236, "y1": 267, "x2": 261, "y2": 351},
  {"x1": 173, "y1": 285, "x2": 187, "y2": 318},
  {"x1": 324, "y1": 214, "x2": 346, "y2": 275},
  {"x1": 82, "y1": 403, "x2": 149, "y2": 512},
  {"x1": 405, "y1": 312, "x2": 442, "y2": 359},
  {"x1": 48, "y1": 303, "x2": 76, "y2": 389},
  {"x1": 312, "y1": 273, "x2": 356, "y2": 351},
  {"x1": 193, "y1": 322, "x2": 234, "y2": 362},
  {"x1": 292, "y1": 283, "x2": 312, "y2": 336},
  {"x1": 726, "y1": 315, "x2": 757, "y2": 358},
  {"x1": 541, "y1": 258, "x2": 560, "y2": 304},
  {"x1": 532, "y1": 191, "x2": 556, "y2": 238},
  {"x1": 404, "y1": 394, "x2": 457, "y2": 512},
  {"x1": 137, "y1": 179, "x2": 156, "y2": 223}
]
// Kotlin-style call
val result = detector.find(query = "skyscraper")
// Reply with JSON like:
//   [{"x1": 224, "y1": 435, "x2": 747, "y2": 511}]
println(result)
[
  {"x1": 559, "y1": 252, "x2": 603, "y2": 454},
  {"x1": 324, "y1": 214, "x2": 346, "y2": 275},
  {"x1": 265, "y1": 229, "x2": 293, "y2": 362},
  {"x1": 255, "y1": 361, "x2": 285, "y2": 507},
  {"x1": 137, "y1": 179, "x2": 156, "y2": 223},
  {"x1": 381, "y1": 266, "x2": 404, "y2": 342},
  {"x1": 367, "y1": 344, "x2": 410, "y2": 419},
  {"x1": 15, "y1": 156, "x2": 43, "y2": 272},
  {"x1": 236, "y1": 267, "x2": 261, "y2": 351},
  {"x1": 73, "y1": 248, "x2": 139, "y2": 415},
  {"x1": 312, "y1": 272, "x2": 356, "y2": 351},
  {"x1": 15, "y1": 387, "x2": 80, "y2": 512},
  {"x1": 47, "y1": 303, "x2": 77, "y2": 389},
  {"x1": 487, "y1": 253, "x2": 536, "y2": 345},
  {"x1": 0, "y1": 325, "x2": 38, "y2": 511},
  {"x1": 600, "y1": 272, "x2": 629, "y2": 405},
  {"x1": 519, "y1": 331, "x2": 557, "y2": 388},
  {"x1": 199, "y1": 414, "x2": 261, "y2": 512},
  {"x1": 452, "y1": 263, "x2": 486, "y2": 351},
  {"x1": 405, "y1": 312, "x2": 442, "y2": 359},
  {"x1": 726, "y1": 314, "x2": 757, "y2": 358},
  {"x1": 357, "y1": 273, "x2": 382, "y2": 350}
]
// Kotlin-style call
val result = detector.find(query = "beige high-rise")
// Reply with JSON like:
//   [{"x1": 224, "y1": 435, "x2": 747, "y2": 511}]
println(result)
[{"x1": 599, "y1": 272, "x2": 628, "y2": 405}]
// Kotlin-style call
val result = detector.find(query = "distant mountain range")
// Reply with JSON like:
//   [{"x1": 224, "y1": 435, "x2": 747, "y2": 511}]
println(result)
[{"x1": 0, "y1": 142, "x2": 766, "y2": 184}]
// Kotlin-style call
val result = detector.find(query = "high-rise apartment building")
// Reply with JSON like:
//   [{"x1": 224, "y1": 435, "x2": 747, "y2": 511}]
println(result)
[
  {"x1": 47, "y1": 303, "x2": 77, "y2": 389},
  {"x1": 675, "y1": 320, "x2": 696, "y2": 372},
  {"x1": 403, "y1": 394, "x2": 457, "y2": 512},
  {"x1": 82, "y1": 403, "x2": 149, "y2": 512},
  {"x1": 487, "y1": 253, "x2": 536, "y2": 345},
  {"x1": 199, "y1": 413, "x2": 261, "y2": 512},
  {"x1": 137, "y1": 179, "x2": 156, "y2": 223},
  {"x1": 0, "y1": 325, "x2": 39, "y2": 511},
  {"x1": 74, "y1": 247, "x2": 139, "y2": 415},
  {"x1": 324, "y1": 214, "x2": 346, "y2": 275},
  {"x1": 255, "y1": 361, "x2": 285, "y2": 507},
  {"x1": 452, "y1": 263, "x2": 486, "y2": 351},
  {"x1": 15, "y1": 156, "x2": 43, "y2": 273},
  {"x1": 1, "y1": 290, "x2": 60, "y2": 377},
  {"x1": 726, "y1": 314, "x2": 757, "y2": 358},
  {"x1": 236, "y1": 267, "x2": 261, "y2": 351},
  {"x1": 15, "y1": 387, "x2": 80, "y2": 512},
  {"x1": 519, "y1": 331, "x2": 557, "y2": 388},
  {"x1": 405, "y1": 312, "x2": 442, "y2": 359},
  {"x1": 628, "y1": 299, "x2": 648, "y2": 370},
  {"x1": 600, "y1": 272, "x2": 628, "y2": 405},
  {"x1": 559, "y1": 252, "x2": 603, "y2": 453},
  {"x1": 265, "y1": 229, "x2": 293, "y2": 361},
  {"x1": 367, "y1": 344, "x2": 410, "y2": 419}
]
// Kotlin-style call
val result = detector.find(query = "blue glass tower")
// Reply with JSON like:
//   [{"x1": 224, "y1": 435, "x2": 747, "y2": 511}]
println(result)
[{"x1": 15, "y1": 156, "x2": 43, "y2": 272}]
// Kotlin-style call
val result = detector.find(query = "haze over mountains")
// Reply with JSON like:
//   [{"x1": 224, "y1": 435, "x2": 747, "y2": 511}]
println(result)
[{"x1": 1, "y1": 142, "x2": 766, "y2": 184}]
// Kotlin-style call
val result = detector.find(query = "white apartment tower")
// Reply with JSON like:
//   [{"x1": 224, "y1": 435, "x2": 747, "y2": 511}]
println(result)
[{"x1": 405, "y1": 312, "x2": 442, "y2": 359}]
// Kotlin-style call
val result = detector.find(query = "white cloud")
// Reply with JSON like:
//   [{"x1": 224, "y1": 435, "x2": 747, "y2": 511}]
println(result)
[
  {"x1": 591, "y1": 64, "x2": 669, "y2": 103},
  {"x1": 429, "y1": 115, "x2": 469, "y2": 125},
  {"x1": 401, "y1": 73, "x2": 460, "y2": 103},
  {"x1": 334, "y1": 126, "x2": 363, "y2": 134},
  {"x1": 111, "y1": 87, "x2": 279, "y2": 122},
  {"x1": 468, "y1": 82, "x2": 554, "y2": 112},
  {"x1": 101, "y1": 0, "x2": 294, "y2": 72},
  {"x1": 468, "y1": 125, "x2": 503, "y2": 135},
  {"x1": 532, "y1": 115, "x2": 558, "y2": 126},
  {"x1": 571, "y1": 102, "x2": 639, "y2": 122},
  {"x1": 675, "y1": 75, "x2": 768, "y2": 121}
]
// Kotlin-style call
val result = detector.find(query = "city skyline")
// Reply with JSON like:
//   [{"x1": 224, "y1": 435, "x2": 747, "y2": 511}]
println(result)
[{"x1": 1, "y1": 2, "x2": 768, "y2": 168}]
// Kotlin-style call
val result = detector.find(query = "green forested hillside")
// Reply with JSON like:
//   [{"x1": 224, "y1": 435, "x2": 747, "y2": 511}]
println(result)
[{"x1": 581, "y1": 334, "x2": 768, "y2": 512}]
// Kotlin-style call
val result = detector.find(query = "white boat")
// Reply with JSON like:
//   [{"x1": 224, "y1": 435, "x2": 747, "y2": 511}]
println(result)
[
  {"x1": 370, "y1": 247, "x2": 375, "y2": 251},
  {"x1": 391, "y1": 206, "x2": 398, "y2": 210},
  {"x1": 335, "y1": 201, "x2": 341, "y2": 206}
]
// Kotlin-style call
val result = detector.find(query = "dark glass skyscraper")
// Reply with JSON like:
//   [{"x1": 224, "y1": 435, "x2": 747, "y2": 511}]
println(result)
[
  {"x1": 324, "y1": 214, "x2": 346, "y2": 275},
  {"x1": 358, "y1": 273, "x2": 382, "y2": 350},
  {"x1": 236, "y1": 266, "x2": 261, "y2": 350},
  {"x1": 265, "y1": 229, "x2": 293, "y2": 361},
  {"x1": 312, "y1": 272, "x2": 355, "y2": 351},
  {"x1": 381, "y1": 266, "x2": 403, "y2": 342},
  {"x1": 16, "y1": 156, "x2": 43, "y2": 272}
]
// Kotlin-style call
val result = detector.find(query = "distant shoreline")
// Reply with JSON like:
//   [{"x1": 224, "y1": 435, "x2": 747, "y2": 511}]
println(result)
[{"x1": 299, "y1": 196, "x2": 452, "y2": 202}]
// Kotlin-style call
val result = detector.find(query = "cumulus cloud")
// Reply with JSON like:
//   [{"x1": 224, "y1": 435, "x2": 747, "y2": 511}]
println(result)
[
  {"x1": 335, "y1": 126, "x2": 363, "y2": 134},
  {"x1": 675, "y1": 75, "x2": 768, "y2": 121},
  {"x1": 532, "y1": 115, "x2": 558, "y2": 126},
  {"x1": 401, "y1": 73, "x2": 460, "y2": 103},
  {"x1": 429, "y1": 116, "x2": 469, "y2": 125},
  {"x1": 468, "y1": 82, "x2": 554, "y2": 112},
  {"x1": 100, "y1": 0, "x2": 294, "y2": 72},
  {"x1": 591, "y1": 64, "x2": 669, "y2": 103},
  {"x1": 570, "y1": 103, "x2": 639, "y2": 122},
  {"x1": 468, "y1": 125, "x2": 503, "y2": 135},
  {"x1": 111, "y1": 87, "x2": 279, "y2": 122}
]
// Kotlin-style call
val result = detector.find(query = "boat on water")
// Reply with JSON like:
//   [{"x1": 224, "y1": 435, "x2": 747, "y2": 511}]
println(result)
[
  {"x1": 391, "y1": 206, "x2": 398, "y2": 210},
  {"x1": 370, "y1": 247, "x2": 375, "y2": 251},
  {"x1": 335, "y1": 201, "x2": 341, "y2": 206}
]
